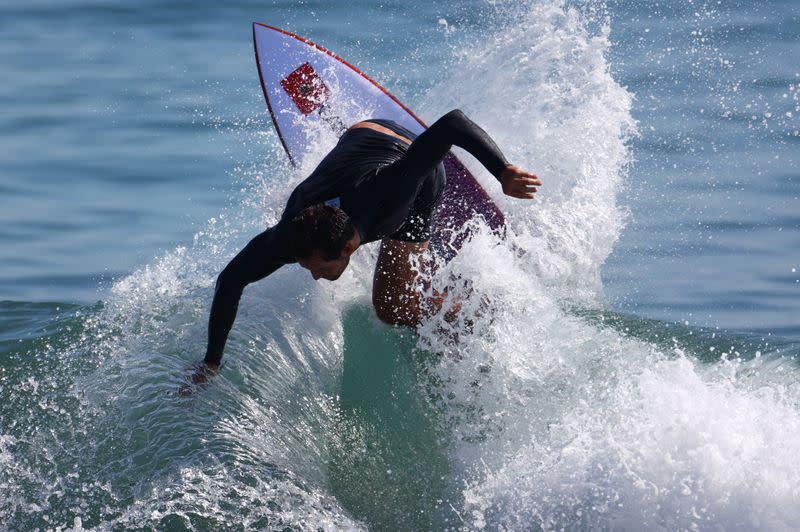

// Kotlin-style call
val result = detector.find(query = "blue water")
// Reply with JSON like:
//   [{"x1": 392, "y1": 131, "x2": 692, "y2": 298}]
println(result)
[
  {"x1": 604, "y1": 0, "x2": 800, "y2": 337},
  {"x1": 2, "y1": 0, "x2": 800, "y2": 529}
]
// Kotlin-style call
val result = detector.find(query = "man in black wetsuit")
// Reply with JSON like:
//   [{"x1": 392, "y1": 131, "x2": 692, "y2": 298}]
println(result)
[{"x1": 190, "y1": 109, "x2": 540, "y2": 384}]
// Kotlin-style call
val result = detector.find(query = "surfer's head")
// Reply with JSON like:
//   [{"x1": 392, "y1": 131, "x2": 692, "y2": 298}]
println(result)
[{"x1": 289, "y1": 204, "x2": 359, "y2": 281}]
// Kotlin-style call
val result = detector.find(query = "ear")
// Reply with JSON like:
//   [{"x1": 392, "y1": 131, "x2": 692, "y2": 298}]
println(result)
[
  {"x1": 341, "y1": 234, "x2": 359, "y2": 257},
  {"x1": 341, "y1": 240, "x2": 356, "y2": 257}
]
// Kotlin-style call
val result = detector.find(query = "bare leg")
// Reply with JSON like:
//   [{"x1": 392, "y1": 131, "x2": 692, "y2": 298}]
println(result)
[{"x1": 372, "y1": 239, "x2": 430, "y2": 326}]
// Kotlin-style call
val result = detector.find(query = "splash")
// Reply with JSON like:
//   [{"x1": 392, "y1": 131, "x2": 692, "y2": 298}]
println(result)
[
  {"x1": 420, "y1": 1, "x2": 635, "y2": 301},
  {"x1": 407, "y1": 1, "x2": 800, "y2": 529}
]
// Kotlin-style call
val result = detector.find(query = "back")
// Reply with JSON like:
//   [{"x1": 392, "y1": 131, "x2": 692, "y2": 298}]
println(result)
[{"x1": 281, "y1": 125, "x2": 414, "y2": 223}]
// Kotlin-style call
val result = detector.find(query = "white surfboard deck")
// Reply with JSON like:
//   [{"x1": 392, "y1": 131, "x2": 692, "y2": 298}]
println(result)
[{"x1": 253, "y1": 23, "x2": 504, "y2": 258}]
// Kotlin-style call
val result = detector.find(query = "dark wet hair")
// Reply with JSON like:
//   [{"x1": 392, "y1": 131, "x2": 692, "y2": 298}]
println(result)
[{"x1": 288, "y1": 204, "x2": 356, "y2": 260}]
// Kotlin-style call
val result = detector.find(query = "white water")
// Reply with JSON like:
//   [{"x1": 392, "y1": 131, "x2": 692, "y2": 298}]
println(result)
[{"x1": 404, "y1": 2, "x2": 800, "y2": 529}]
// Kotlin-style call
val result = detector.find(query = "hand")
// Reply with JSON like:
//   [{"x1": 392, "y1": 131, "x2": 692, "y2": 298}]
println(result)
[
  {"x1": 499, "y1": 165, "x2": 541, "y2": 199},
  {"x1": 177, "y1": 362, "x2": 219, "y2": 396}
]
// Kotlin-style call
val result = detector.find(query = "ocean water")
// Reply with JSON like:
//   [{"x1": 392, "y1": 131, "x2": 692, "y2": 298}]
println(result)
[{"x1": 2, "y1": 0, "x2": 799, "y2": 530}]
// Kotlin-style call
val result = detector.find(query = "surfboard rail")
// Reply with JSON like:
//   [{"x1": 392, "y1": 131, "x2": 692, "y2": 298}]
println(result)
[{"x1": 253, "y1": 22, "x2": 431, "y2": 166}]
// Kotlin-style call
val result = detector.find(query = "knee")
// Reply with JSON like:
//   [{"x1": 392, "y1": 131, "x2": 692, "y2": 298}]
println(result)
[
  {"x1": 372, "y1": 293, "x2": 398, "y2": 325},
  {"x1": 372, "y1": 293, "x2": 417, "y2": 327}
]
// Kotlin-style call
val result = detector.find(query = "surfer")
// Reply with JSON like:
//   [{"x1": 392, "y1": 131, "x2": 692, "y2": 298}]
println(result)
[{"x1": 188, "y1": 109, "x2": 540, "y2": 385}]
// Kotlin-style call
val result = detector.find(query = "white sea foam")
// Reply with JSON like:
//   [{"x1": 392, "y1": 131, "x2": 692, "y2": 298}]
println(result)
[
  {"x1": 401, "y1": 2, "x2": 800, "y2": 529},
  {"x1": 420, "y1": 1, "x2": 635, "y2": 301}
]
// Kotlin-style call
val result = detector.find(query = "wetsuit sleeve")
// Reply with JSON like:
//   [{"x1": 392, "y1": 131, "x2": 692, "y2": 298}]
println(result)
[
  {"x1": 204, "y1": 225, "x2": 294, "y2": 366},
  {"x1": 398, "y1": 108, "x2": 510, "y2": 180}
]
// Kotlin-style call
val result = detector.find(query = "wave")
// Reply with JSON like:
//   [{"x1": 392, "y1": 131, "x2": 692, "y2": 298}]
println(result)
[{"x1": 2, "y1": 1, "x2": 800, "y2": 529}]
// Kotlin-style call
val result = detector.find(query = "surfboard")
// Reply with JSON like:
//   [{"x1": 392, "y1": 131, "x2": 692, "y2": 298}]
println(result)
[{"x1": 252, "y1": 23, "x2": 504, "y2": 259}]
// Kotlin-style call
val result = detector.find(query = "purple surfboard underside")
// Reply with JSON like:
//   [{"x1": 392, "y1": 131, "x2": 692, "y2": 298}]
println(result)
[{"x1": 434, "y1": 155, "x2": 505, "y2": 260}]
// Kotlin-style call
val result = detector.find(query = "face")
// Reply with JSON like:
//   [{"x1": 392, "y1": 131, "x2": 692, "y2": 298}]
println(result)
[{"x1": 297, "y1": 253, "x2": 351, "y2": 281}]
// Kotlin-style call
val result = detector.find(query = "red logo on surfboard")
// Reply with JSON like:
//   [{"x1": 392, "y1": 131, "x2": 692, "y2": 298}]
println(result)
[{"x1": 280, "y1": 62, "x2": 329, "y2": 115}]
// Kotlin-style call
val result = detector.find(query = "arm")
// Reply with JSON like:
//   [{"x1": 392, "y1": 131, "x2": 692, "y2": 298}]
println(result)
[
  {"x1": 200, "y1": 225, "x2": 293, "y2": 370},
  {"x1": 402, "y1": 109, "x2": 541, "y2": 199}
]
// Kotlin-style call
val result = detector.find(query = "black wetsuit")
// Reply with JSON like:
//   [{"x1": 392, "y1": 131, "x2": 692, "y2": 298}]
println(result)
[{"x1": 204, "y1": 109, "x2": 509, "y2": 365}]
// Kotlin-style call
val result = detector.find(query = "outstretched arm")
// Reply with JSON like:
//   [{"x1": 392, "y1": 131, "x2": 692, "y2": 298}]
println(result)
[
  {"x1": 401, "y1": 109, "x2": 541, "y2": 199},
  {"x1": 186, "y1": 225, "x2": 293, "y2": 388}
]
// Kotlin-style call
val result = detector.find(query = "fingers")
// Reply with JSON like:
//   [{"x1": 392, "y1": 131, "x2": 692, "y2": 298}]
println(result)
[
  {"x1": 502, "y1": 165, "x2": 542, "y2": 185},
  {"x1": 175, "y1": 362, "x2": 219, "y2": 397},
  {"x1": 500, "y1": 165, "x2": 542, "y2": 199},
  {"x1": 512, "y1": 173, "x2": 542, "y2": 187},
  {"x1": 506, "y1": 177, "x2": 539, "y2": 199},
  {"x1": 190, "y1": 371, "x2": 208, "y2": 384},
  {"x1": 511, "y1": 170, "x2": 542, "y2": 187},
  {"x1": 189, "y1": 363, "x2": 218, "y2": 384},
  {"x1": 513, "y1": 176, "x2": 541, "y2": 190}
]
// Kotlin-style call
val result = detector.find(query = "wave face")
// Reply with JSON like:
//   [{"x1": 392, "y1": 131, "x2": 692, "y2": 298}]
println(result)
[{"x1": 2, "y1": 1, "x2": 800, "y2": 530}]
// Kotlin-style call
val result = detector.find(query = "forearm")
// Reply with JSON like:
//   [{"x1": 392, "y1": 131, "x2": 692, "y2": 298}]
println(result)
[
  {"x1": 405, "y1": 109, "x2": 510, "y2": 179},
  {"x1": 201, "y1": 226, "x2": 290, "y2": 366},
  {"x1": 203, "y1": 272, "x2": 245, "y2": 366}
]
